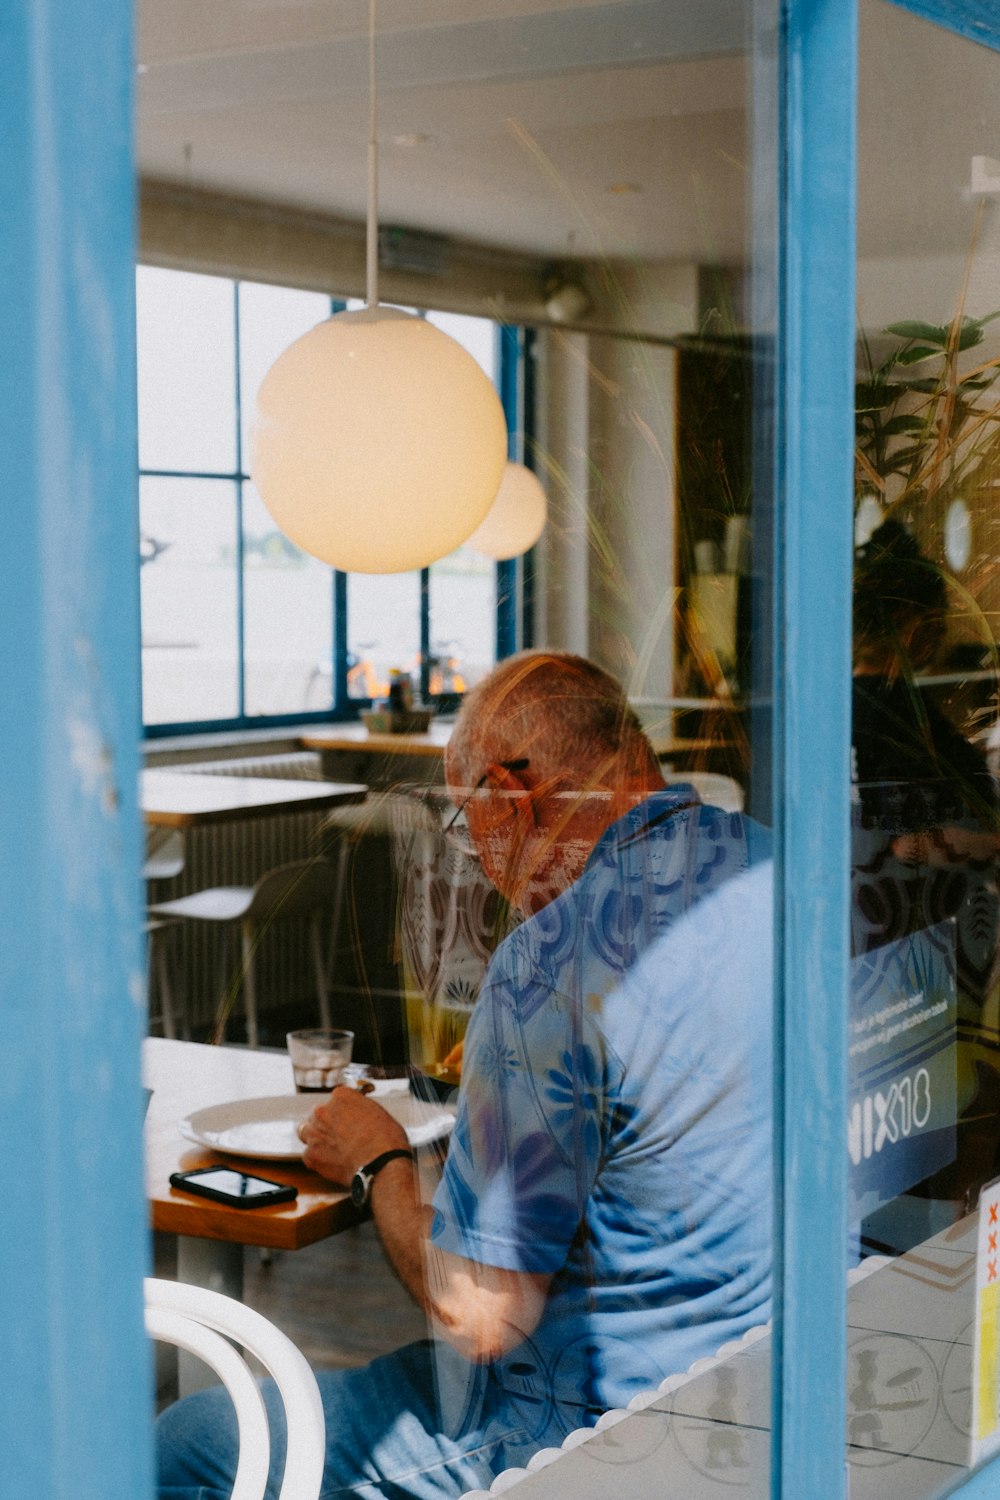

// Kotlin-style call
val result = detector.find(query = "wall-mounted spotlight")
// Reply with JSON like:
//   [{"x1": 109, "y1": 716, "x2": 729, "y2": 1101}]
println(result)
[{"x1": 543, "y1": 269, "x2": 592, "y2": 324}]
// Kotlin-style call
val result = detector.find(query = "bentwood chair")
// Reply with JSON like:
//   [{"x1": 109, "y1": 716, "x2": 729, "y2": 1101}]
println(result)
[
  {"x1": 149, "y1": 857, "x2": 336, "y2": 1047},
  {"x1": 145, "y1": 1277, "x2": 325, "y2": 1500}
]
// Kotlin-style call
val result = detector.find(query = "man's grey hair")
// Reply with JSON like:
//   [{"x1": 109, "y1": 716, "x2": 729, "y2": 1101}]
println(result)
[{"x1": 447, "y1": 650, "x2": 654, "y2": 788}]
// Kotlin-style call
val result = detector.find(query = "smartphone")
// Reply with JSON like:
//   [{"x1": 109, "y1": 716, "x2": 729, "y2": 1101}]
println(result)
[{"x1": 169, "y1": 1166, "x2": 298, "y2": 1209}]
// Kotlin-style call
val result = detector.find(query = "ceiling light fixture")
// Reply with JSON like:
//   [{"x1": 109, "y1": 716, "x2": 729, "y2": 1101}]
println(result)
[
  {"x1": 465, "y1": 462, "x2": 547, "y2": 560},
  {"x1": 250, "y1": 0, "x2": 507, "y2": 574}
]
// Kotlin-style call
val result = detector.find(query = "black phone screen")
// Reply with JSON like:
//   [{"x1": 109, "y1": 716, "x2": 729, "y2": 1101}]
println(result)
[{"x1": 169, "y1": 1166, "x2": 297, "y2": 1207}]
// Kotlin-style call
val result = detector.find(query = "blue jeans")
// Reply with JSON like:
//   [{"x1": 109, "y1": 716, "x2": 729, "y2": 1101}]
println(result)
[{"x1": 156, "y1": 1340, "x2": 538, "y2": 1500}]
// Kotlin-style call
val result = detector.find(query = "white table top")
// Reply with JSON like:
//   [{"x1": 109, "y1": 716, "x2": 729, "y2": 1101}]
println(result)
[{"x1": 141, "y1": 768, "x2": 367, "y2": 827}]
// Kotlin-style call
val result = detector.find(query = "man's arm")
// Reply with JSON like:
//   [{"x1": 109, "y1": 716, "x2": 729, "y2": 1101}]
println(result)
[{"x1": 300, "y1": 1086, "x2": 550, "y2": 1364}]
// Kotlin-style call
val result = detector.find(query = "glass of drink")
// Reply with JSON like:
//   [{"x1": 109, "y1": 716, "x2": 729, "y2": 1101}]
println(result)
[{"x1": 287, "y1": 1029, "x2": 354, "y2": 1093}]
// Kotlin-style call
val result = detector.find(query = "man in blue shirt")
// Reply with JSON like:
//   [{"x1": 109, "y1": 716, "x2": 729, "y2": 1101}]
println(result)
[{"x1": 157, "y1": 652, "x2": 771, "y2": 1499}]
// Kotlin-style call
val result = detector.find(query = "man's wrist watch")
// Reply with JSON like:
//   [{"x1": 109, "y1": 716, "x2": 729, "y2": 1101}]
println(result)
[{"x1": 350, "y1": 1148, "x2": 415, "y2": 1211}]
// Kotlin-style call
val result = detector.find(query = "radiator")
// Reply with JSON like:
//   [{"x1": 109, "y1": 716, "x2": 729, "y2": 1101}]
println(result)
[
  {"x1": 148, "y1": 752, "x2": 336, "y2": 1040},
  {"x1": 172, "y1": 751, "x2": 326, "y2": 781}
]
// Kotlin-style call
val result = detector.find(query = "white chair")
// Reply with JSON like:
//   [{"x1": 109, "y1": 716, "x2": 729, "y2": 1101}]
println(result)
[
  {"x1": 149, "y1": 858, "x2": 336, "y2": 1047},
  {"x1": 143, "y1": 828, "x2": 186, "y2": 885},
  {"x1": 144, "y1": 829, "x2": 189, "y2": 1040},
  {"x1": 145, "y1": 1277, "x2": 326, "y2": 1500}
]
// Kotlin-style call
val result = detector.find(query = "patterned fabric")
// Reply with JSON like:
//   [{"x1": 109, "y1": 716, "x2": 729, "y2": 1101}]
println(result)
[
  {"x1": 431, "y1": 792, "x2": 773, "y2": 1440},
  {"x1": 390, "y1": 788, "x2": 521, "y2": 1066}
]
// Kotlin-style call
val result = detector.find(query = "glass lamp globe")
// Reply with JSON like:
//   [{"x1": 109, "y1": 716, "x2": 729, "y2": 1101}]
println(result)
[
  {"x1": 465, "y1": 461, "x2": 547, "y2": 560},
  {"x1": 251, "y1": 307, "x2": 508, "y2": 573}
]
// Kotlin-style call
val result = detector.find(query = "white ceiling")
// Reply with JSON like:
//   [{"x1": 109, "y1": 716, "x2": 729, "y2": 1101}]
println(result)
[{"x1": 137, "y1": 0, "x2": 1000, "y2": 268}]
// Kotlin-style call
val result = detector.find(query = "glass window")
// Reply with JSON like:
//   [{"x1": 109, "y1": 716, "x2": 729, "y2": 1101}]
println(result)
[
  {"x1": 242, "y1": 482, "x2": 334, "y2": 717},
  {"x1": 136, "y1": 266, "x2": 236, "y2": 474},
  {"x1": 136, "y1": 272, "x2": 510, "y2": 730},
  {"x1": 846, "y1": 1, "x2": 1000, "y2": 1488},
  {"x1": 346, "y1": 571, "x2": 422, "y2": 701},
  {"x1": 237, "y1": 280, "x2": 331, "y2": 474},
  {"x1": 139, "y1": 476, "x2": 239, "y2": 724},
  {"x1": 425, "y1": 309, "x2": 497, "y2": 380},
  {"x1": 428, "y1": 546, "x2": 496, "y2": 694}
]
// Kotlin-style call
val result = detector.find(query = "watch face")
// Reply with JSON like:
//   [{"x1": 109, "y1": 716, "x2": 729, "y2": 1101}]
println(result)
[{"x1": 350, "y1": 1171, "x2": 368, "y2": 1210}]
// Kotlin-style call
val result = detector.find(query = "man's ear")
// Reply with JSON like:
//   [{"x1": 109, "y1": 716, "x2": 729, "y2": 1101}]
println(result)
[{"x1": 485, "y1": 760, "x2": 539, "y2": 830}]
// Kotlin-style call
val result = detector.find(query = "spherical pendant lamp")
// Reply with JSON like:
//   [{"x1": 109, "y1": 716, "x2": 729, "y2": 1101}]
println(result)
[
  {"x1": 251, "y1": 306, "x2": 508, "y2": 574},
  {"x1": 465, "y1": 461, "x2": 547, "y2": 560}
]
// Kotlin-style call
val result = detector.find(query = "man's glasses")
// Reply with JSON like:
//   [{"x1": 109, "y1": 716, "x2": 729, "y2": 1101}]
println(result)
[{"x1": 443, "y1": 759, "x2": 529, "y2": 833}]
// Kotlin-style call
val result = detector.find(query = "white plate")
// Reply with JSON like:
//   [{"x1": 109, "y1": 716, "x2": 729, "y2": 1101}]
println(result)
[{"x1": 179, "y1": 1088, "x2": 456, "y2": 1161}]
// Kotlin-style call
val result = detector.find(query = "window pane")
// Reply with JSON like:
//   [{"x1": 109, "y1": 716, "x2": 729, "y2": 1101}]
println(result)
[
  {"x1": 242, "y1": 482, "x2": 334, "y2": 716},
  {"x1": 847, "y1": 2, "x2": 1000, "y2": 1488},
  {"x1": 238, "y1": 280, "x2": 331, "y2": 474},
  {"x1": 346, "y1": 573, "x2": 421, "y2": 700},
  {"x1": 136, "y1": 267, "x2": 236, "y2": 473},
  {"x1": 429, "y1": 546, "x2": 495, "y2": 693},
  {"x1": 424, "y1": 309, "x2": 497, "y2": 381},
  {"x1": 140, "y1": 476, "x2": 239, "y2": 724},
  {"x1": 424, "y1": 311, "x2": 499, "y2": 695}
]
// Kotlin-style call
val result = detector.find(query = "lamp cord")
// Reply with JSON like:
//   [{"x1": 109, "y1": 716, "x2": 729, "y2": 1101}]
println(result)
[{"x1": 366, "y1": 0, "x2": 379, "y2": 309}]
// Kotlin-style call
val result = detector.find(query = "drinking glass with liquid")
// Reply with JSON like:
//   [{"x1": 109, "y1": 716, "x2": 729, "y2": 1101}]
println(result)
[{"x1": 287, "y1": 1029, "x2": 354, "y2": 1093}]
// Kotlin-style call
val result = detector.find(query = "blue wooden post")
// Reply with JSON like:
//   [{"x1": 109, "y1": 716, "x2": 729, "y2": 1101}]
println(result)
[
  {"x1": 0, "y1": 2, "x2": 152, "y2": 1495},
  {"x1": 772, "y1": 0, "x2": 856, "y2": 1493}
]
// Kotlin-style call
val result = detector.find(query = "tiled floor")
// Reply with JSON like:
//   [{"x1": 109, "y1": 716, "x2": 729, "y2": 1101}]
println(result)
[{"x1": 242, "y1": 1217, "x2": 429, "y2": 1371}]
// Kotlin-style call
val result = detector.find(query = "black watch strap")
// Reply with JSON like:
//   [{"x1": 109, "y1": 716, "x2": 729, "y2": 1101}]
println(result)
[{"x1": 351, "y1": 1148, "x2": 414, "y2": 1211}]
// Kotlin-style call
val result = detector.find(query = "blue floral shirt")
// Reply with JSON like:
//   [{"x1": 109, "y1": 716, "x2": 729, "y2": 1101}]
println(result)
[{"x1": 430, "y1": 791, "x2": 773, "y2": 1445}]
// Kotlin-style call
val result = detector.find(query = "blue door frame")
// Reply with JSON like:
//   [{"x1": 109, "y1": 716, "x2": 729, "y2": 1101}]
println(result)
[
  {"x1": 774, "y1": 2, "x2": 1000, "y2": 1497},
  {"x1": 0, "y1": 1, "x2": 152, "y2": 1496},
  {"x1": 772, "y1": 0, "x2": 856, "y2": 1490},
  {"x1": 3, "y1": 1, "x2": 1000, "y2": 1496}
]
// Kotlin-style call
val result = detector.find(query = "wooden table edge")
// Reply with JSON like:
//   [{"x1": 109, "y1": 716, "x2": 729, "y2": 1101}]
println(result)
[{"x1": 152, "y1": 1148, "x2": 358, "y2": 1250}]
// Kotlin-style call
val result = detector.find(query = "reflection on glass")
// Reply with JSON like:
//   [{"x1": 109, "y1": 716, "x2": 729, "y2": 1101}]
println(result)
[
  {"x1": 346, "y1": 572, "x2": 421, "y2": 700},
  {"x1": 428, "y1": 546, "x2": 495, "y2": 693},
  {"x1": 848, "y1": 2, "x2": 1000, "y2": 1486},
  {"x1": 139, "y1": 477, "x2": 239, "y2": 724},
  {"x1": 242, "y1": 484, "x2": 334, "y2": 717},
  {"x1": 153, "y1": 2, "x2": 779, "y2": 1495},
  {"x1": 237, "y1": 280, "x2": 331, "y2": 473},
  {"x1": 136, "y1": 266, "x2": 236, "y2": 474}
]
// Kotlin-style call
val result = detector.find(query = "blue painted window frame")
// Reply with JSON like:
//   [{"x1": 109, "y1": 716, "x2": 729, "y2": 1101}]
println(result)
[
  {"x1": 139, "y1": 278, "x2": 532, "y2": 738},
  {"x1": 774, "y1": 1, "x2": 1000, "y2": 1496},
  {"x1": 7, "y1": 0, "x2": 1000, "y2": 1495}
]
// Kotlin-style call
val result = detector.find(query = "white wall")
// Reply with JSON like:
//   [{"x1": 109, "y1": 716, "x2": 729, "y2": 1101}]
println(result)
[{"x1": 533, "y1": 261, "x2": 700, "y2": 701}]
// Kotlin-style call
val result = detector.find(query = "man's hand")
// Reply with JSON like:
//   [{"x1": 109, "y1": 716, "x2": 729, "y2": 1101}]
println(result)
[
  {"x1": 299, "y1": 1084, "x2": 551, "y2": 1363},
  {"x1": 298, "y1": 1085, "x2": 409, "y2": 1186}
]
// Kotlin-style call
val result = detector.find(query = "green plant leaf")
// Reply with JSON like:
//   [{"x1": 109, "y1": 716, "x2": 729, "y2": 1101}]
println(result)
[
  {"x1": 885, "y1": 320, "x2": 950, "y2": 344},
  {"x1": 954, "y1": 321, "x2": 986, "y2": 352},
  {"x1": 855, "y1": 381, "x2": 907, "y2": 411},
  {"x1": 896, "y1": 345, "x2": 942, "y2": 365},
  {"x1": 880, "y1": 414, "x2": 927, "y2": 436},
  {"x1": 884, "y1": 317, "x2": 985, "y2": 352},
  {"x1": 902, "y1": 378, "x2": 944, "y2": 393}
]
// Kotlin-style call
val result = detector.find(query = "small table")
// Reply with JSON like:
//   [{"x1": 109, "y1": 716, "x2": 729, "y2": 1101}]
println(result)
[
  {"x1": 300, "y1": 722, "x2": 730, "y2": 782},
  {"x1": 145, "y1": 1037, "x2": 362, "y2": 1393},
  {"x1": 144, "y1": 1038, "x2": 356, "y2": 1275},
  {"x1": 301, "y1": 722, "x2": 453, "y2": 759},
  {"x1": 141, "y1": 769, "x2": 367, "y2": 828}
]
